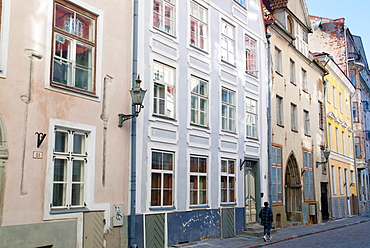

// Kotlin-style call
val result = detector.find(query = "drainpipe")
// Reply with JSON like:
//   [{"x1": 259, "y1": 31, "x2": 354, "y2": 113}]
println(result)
[
  {"x1": 266, "y1": 33, "x2": 272, "y2": 208},
  {"x1": 20, "y1": 50, "x2": 42, "y2": 195},
  {"x1": 129, "y1": 0, "x2": 139, "y2": 247}
]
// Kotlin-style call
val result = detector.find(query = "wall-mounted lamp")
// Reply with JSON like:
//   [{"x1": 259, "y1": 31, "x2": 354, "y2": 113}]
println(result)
[
  {"x1": 118, "y1": 75, "x2": 147, "y2": 127},
  {"x1": 316, "y1": 148, "x2": 331, "y2": 168}
]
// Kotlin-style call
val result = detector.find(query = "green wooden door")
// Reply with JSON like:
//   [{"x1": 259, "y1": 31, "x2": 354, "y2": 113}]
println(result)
[{"x1": 145, "y1": 214, "x2": 165, "y2": 248}]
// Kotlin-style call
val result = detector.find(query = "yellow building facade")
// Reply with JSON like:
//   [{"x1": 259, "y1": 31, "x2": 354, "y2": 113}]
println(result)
[{"x1": 316, "y1": 54, "x2": 357, "y2": 218}]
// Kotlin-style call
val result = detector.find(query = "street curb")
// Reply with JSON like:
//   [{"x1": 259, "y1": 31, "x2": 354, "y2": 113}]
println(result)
[{"x1": 245, "y1": 218, "x2": 370, "y2": 248}]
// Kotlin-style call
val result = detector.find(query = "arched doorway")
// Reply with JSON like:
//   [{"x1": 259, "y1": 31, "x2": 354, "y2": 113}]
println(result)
[{"x1": 285, "y1": 153, "x2": 302, "y2": 221}]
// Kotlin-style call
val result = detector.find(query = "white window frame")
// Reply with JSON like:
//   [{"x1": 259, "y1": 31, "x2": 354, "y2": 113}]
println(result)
[
  {"x1": 339, "y1": 92, "x2": 343, "y2": 113},
  {"x1": 221, "y1": 88, "x2": 236, "y2": 132},
  {"x1": 353, "y1": 102, "x2": 359, "y2": 122},
  {"x1": 45, "y1": 119, "x2": 96, "y2": 214},
  {"x1": 291, "y1": 103, "x2": 297, "y2": 132},
  {"x1": 301, "y1": 68, "x2": 307, "y2": 91},
  {"x1": 245, "y1": 35, "x2": 258, "y2": 77},
  {"x1": 335, "y1": 127, "x2": 339, "y2": 153},
  {"x1": 189, "y1": 155, "x2": 208, "y2": 207},
  {"x1": 342, "y1": 131, "x2": 346, "y2": 156},
  {"x1": 0, "y1": 0, "x2": 10, "y2": 78},
  {"x1": 327, "y1": 81, "x2": 331, "y2": 103},
  {"x1": 290, "y1": 59, "x2": 295, "y2": 84},
  {"x1": 220, "y1": 20, "x2": 235, "y2": 64},
  {"x1": 150, "y1": 150, "x2": 175, "y2": 207},
  {"x1": 331, "y1": 165, "x2": 337, "y2": 195},
  {"x1": 234, "y1": 0, "x2": 246, "y2": 8},
  {"x1": 333, "y1": 86, "x2": 337, "y2": 108},
  {"x1": 153, "y1": 61, "x2": 176, "y2": 119},
  {"x1": 339, "y1": 167, "x2": 343, "y2": 195},
  {"x1": 190, "y1": 1, "x2": 207, "y2": 50},
  {"x1": 153, "y1": 0, "x2": 176, "y2": 36},
  {"x1": 52, "y1": 128, "x2": 88, "y2": 209},
  {"x1": 274, "y1": 46, "x2": 282, "y2": 74},
  {"x1": 304, "y1": 110, "x2": 310, "y2": 135},
  {"x1": 220, "y1": 158, "x2": 236, "y2": 204},
  {"x1": 329, "y1": 123, "x2": 333, "y2": 149},
  {"x1": 246, "y1": 97, "x2": 258, "y2": 139},
  {"x1": 276, "y1": 96, "x2": 283, "y2": 126},
  {"x1": 190, "y1": 76, "x2": 208, "y2": 126}
]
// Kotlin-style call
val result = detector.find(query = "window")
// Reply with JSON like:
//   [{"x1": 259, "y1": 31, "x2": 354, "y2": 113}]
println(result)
[
  {"x1": 151, "y1": 151, "x2": 174, "y2": 207},
  {"x1": 245, "y1": 35, "x2": 257, "y2": 77},
  {"x1": 332, "y1": 166, "x2": 337, "y2": 195},
  {"x1": 52, "y1": 0, "x2": 97, "y2": 93},
  {"x1": 351, "y1": 170, "x2": 355, "y2": 184},
  {"x1": 328, "y1": 123, "x2": 333, "y2": 149},
  {"x1": 301, "y1": 68, "x2": 307, "y2": 91},
  {"x1": 234, "y1": 0, "x2": 246, "y2": 7},
  {"x1": 191, "y1": 76, "x2": 208, "y2": 126},
  {"x1": 355, "y1": 137, "x2": 361, "y2": 158},
  {"x1": 290, "y1": 59, "x2": 295, "y2": 84},
  {"x1": 274, "y1": 47, "x2": 282, "y2": 74},
  {"x1": 221, "y1": 88, "x2": 236, "y2": 132},
  {"x1": 338, "y1": 167, "x2": 343, "y2": 195},
  {"x1": 342, "y1": 131, "x2": 346, "y2": 155},
  {"x1": 335, "y1": 127, "x2": 339, "y2": 152},
  {"x1": 190, "y1": 156, "x2": 207, "y2": 206},
  {"x1": 153, "y1": 0, "x2": 175, "y2": 36},
  {"x1": 287, "y1": 16, "x2": 294, "y2": 34},
  {"x1": 303, "y1": 150, "x2": 314, "y2": 200},
  {"x1": 304, "y1": 110, "x2": 310, "y2": 135},
  {"x1": 349, "y1": 135, "x2": 353, "y2": 157},
  {"x1": 52, "y1": 128, "x2": 89, "y2": 208},
  {"x1": 221, "y1": 20, "x2": 235, "y2": 64},
  {"x1": 302, "y1": 29, "x2": 308, "y2": 43},
  {"x1": 221, "y1": 158, "x2": 235, "y2": 203},
  {"x1": 246, "y1": 98, "x2": 258, "y2": 138},
  {"x1": 318, "y1": 101, "x2": 324, "y2": 130},
  {"x1": 349, "y1": 70, "x2": 355, "y2": 84},
  {"x1": 276, "y1": 96, "x2": 283, "y2": 126},
  {"x1": 153, "y1": 62, "x2": 176, "y2": 118},
  {"x1": 346, "y1": 99, "x2": 349, "y2": 117},
  {"x1": 333, "y1": 86, "x2": 337, "y2": 108},
  {"x1": 0, "y1": 0, "x2": 10, "y2": 77},
  {"x1": 320, "y1": 147, "x2": 327, "y2": 174},
  {"x1": 291, "y1": 103, "x2": 297, "y2": 131},
  {"x1": 339, "y1": 92, "x2": 343, "y2": 113},
  {"x1": 326, "y1": 81, "x2": 331, "y2": 103},
  {"x1": 271, "y1": 146, "x2": 282, "y2": 203},
  {"x1": 353, "y1": 102, "x2": 359, "y2": 122},
  {"x1": 190, "y1": 1, "x2": 207, "y2": 50}
]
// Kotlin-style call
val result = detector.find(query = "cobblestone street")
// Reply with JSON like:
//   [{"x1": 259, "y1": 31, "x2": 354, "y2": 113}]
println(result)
[{"x1": 176, "y1": 214, "x2": 370, "y2": 248}]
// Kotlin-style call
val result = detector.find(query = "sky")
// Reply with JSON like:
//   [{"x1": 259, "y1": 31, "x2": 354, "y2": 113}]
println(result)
[{"x1": 305, "y1": 0, "x2": 370, "y2": 59}]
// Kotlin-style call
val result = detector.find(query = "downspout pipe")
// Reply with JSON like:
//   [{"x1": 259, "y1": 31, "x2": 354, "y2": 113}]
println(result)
[
  {"x1": 266, "y1": 33, "x2": 272, "y2": 208},
  {"x1": 129, "y1": 0, "x2": 139, "y2": 247}
]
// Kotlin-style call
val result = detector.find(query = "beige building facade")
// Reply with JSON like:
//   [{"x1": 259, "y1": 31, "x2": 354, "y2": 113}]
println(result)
[{"x1": 263, "y1": 0, "x2": 327, "y2": 227}]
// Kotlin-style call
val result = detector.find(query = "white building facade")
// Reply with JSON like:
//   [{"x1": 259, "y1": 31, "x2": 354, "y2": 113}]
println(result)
[{"x1": 132, "y1": 0, "x2": 269, "y2": 246}]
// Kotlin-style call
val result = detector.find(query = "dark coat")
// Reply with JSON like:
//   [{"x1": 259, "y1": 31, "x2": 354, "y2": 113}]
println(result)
[{"x1": 259, "y1": 207, "x2": 273, "y2": 227}]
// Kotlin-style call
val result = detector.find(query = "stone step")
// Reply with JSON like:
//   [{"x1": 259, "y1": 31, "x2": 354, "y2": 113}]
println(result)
[
  {"x1": 287, "y1": 221, "x2": 301, "y2": 227},
  {"x1": 243, "y1": 226, "x2": 278, "y2": 237}
]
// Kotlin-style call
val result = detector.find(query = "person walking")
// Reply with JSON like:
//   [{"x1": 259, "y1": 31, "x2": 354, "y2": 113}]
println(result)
[{"x1": 259, "y1": 201, "x2": 273, "y2": 241}]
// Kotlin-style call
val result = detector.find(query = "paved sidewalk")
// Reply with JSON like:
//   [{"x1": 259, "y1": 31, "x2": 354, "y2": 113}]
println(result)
[{"x1": 174, "y1": 214, "x2": 370, "y2": 248}]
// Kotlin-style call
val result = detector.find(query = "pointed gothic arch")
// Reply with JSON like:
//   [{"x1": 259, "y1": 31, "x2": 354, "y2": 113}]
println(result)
[{"x1": 285, "y1": 152, "x2": 302, "y2": 216}]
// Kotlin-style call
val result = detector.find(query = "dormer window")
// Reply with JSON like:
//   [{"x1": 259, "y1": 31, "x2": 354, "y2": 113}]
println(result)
[{"x1": 287, "y1": 16, "x2": 294, "y2": 35}]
